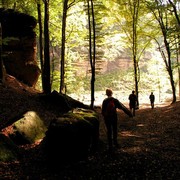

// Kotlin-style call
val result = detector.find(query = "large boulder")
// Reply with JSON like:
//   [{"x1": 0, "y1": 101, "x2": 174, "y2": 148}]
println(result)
[
  {"x1": 0, "y1": 8, "x2": 40, "y2": 87},
  {"x1": 42, "y1": 109, "x2": 99, "y2": 163},
  {"x1": 38, "y1": 90, "x2": 72, "y2": 114},
  {"x1": 7, "y1": 111, "x2": 47, "y2": 145},
  {"x1": 38, "y1": 90, "x2": 90, "y2": 114},
  {"x1": 0, "y1": 133, "x2": 20, "y2": 162}
]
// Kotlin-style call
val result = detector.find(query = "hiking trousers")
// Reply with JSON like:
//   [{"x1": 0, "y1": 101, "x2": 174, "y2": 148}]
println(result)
[{"x1": 104, "y1": 115, "x2": 118, "y2": 148}]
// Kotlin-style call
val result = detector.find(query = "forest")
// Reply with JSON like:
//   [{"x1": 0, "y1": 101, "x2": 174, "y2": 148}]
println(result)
[
  {"x1": 0, "y1": 0, "x2": 180, "y2": 179},
  {"x1": 1, "y1": 0, "x2": 180, "y2": 107}
]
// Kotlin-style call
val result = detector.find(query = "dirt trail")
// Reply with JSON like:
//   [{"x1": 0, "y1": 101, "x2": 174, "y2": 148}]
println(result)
[{"x1": 97, "y1": 102, "x2": 180, "y2": 160}]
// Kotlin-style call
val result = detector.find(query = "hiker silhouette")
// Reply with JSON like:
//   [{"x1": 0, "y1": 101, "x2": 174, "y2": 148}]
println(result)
[
  {"x1": 149, "y1": 92, "x2": 155, "y2": 109},
  {"x1": 102, "y1": 88, "x2": 132, "y2": 151},
  {"x1": 128, "y1": 90, "x2": 137, "y2": 116}
]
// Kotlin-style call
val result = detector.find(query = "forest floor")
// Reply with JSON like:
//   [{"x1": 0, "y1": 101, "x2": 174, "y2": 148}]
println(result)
[{"x1": 0, "y1": 75, "x2": 180, "y2": 179}]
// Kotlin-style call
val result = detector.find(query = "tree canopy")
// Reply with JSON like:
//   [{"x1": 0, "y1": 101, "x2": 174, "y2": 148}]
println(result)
[{"x1": 0, "y1": 0, "x2": 179, "y2": 104}]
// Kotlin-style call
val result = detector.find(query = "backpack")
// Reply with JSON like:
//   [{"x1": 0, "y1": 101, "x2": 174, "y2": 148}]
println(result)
[{"x1": 106, "y1": 99, "x2": 116, "y2": 115}]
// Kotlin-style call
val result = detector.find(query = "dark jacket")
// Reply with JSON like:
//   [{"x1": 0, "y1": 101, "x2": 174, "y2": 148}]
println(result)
[
  {"x1": 129, "y1": 94, "x2": 137, "y2": 108},
  {"x1": 102, "y1": 97, "x2": 132, "y2": 117}
]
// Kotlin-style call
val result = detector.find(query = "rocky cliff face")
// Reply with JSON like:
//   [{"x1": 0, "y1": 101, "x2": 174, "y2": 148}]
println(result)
[{"x1": 0, "y1": 8, "x2": 40, "y2": 87}]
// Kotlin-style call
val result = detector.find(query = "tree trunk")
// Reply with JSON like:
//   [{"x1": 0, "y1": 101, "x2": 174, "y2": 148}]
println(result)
[
  {"x1": 165, "y1": 42, "x2": 176, "y2": 103},
  {"x1": 37, "y1": 1, "x2": 44, "y2": 91},
  {"x1": 168, "y1": 0, "x2": 180, "y2": 98},
  {"x1": 87, "y1": 0, "x2": 95, "y2": 109},
  {"x1": 0, "y1": 23, "x2": 3, "y2": 83},
  {"x1": 87, "y1": 0, "x2": 92, "y2": 105},
  {"x1": 178, "y1": 37, "x2": 180, "y2": 98},
  {"x1": 60, "y1": 0, "x2": 68, "y2": 94},
  {"x1": 178, "y1": 62, "x2": 180, "y2": 98},
  {"x1": 43, "y1": 0, "x2": 51, "y2": 94},
  {"x1": 132, "y1": 0, "x2": 139, "y2": 107},
  {"x1": 151, "y1": 0, "x2": 176, "y2": 103},
  {"x1": 161, "y1": 19, "x2": 176, "y2": 103},
  {"x1": 90, "y1": 0, "x2": 95, "y2": 109},
  {"x1": 168, "y1": 0, "x2": 180, "y2": 27}
]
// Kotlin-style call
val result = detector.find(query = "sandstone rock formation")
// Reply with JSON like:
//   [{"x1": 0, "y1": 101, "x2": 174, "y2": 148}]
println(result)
[{"x1": 0, "y1": 8, "x2": 40, "y2": 87}]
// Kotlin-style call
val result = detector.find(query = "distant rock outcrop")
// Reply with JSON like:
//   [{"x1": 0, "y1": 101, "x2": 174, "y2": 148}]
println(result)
[{"x1": 0, "y1": 8, "x2": 40, "y2": 87}]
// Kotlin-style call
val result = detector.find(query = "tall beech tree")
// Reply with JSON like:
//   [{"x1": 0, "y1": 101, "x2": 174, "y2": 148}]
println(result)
[
  {"x1": 60, "y1": 0, "x2": 75, "y2": 93},
  {"x1": 90, "y1": 0, "x2": 96, "y2": 109},
  {"x1": 132, "y1": 0, "x2": 140, "y2": 107},
  {"x1": 36, "y1": 0, "x2": 44, "y2": 91},
  {"x1": 87, "y1": 0, "x2": 96, "y2": 109},
  {"x1": 60, "y1": 0, "x2": 68, "y2": 94},
  {"x1": 147, "y1": 0, "x2": 177, "y2": 103},
  {"x1": 168, "y1": 0, "x2": 180, "y2": 97},
  {"x1": 111, "y1": 0, "x2": 142, "y2": 106},
  {"x1": 0, "y1": 23, "x2": 3, "y2": 83},
  {"x1": 43, "y1": 0, "x2": 51, "y2": 94}
]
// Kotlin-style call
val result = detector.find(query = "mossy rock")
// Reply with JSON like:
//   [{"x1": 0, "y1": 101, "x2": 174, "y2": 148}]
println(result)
[
  {"x1": 9, "y1": 111, "x2": 47, "y2": 145},
  {"x1": 43, "y1": 108, "x2": 99, "y2": 163},
  {"x1": 0, "y1": 133, "x2": 20, "y2": 162}
]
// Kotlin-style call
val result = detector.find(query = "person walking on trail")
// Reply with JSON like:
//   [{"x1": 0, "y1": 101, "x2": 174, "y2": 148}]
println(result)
[
  {"x1": 128, "y1": 90, "x2": 137, "y2": 116},
  {"x1": 101, "y1": 88, "x2": 133, "y2": 151},
  {"x1": 149, "y1": 92, "x2": 155, "y2": 109}
]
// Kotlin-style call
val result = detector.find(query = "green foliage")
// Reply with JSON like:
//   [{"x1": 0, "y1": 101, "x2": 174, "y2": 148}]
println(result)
[
  {"x1": 1, "y1": 0, "x2": 179, "y2": 100},
  {"x1": 51, "y1": 70, "x2": 60, "y2": 92},
  {"x1": 1, "y1": 37, "x2": 19, "y2": 45}
]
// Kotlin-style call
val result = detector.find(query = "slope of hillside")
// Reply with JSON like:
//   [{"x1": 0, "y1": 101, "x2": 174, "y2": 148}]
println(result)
[{"x1": 0, "y1": 76, "x2": 179, "y2": 179}]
